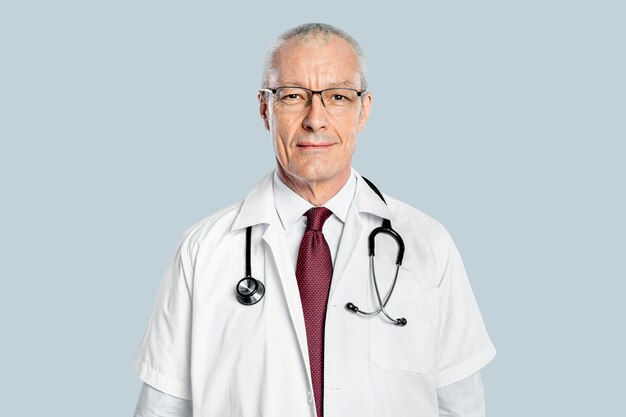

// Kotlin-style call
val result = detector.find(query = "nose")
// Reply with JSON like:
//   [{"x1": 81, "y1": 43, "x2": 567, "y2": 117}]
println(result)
[{"x1": 302, "y1": 93, "x2": 329, "y2": 132}]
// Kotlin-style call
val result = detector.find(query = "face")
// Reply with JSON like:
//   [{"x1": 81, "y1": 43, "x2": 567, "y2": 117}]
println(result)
[{"x1": 258, "y1": 36, "x2": 372, "y2": 189}]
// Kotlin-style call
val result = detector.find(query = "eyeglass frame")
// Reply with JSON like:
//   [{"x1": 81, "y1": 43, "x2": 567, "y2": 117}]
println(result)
[{"x1": 259, "y1": 86, "x2": 368, "y2": 111}]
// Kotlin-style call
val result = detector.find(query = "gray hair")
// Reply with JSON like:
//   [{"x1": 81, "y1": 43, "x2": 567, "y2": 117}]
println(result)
[{"x1": 261, "y1": 23, "x2": 368, "y2": 91}]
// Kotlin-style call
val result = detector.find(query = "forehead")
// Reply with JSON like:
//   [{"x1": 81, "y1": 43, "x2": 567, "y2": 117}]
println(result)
[{"x1": 271, "y1": 35, "x2": 361, "y2": 88}]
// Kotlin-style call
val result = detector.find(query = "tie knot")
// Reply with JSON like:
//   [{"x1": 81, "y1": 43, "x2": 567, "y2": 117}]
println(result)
[{"x1": 305, "y1": 207, "x2": 333, "y2": 231}]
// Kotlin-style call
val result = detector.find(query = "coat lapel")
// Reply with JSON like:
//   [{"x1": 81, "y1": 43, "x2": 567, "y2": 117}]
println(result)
[
  {"x1": 330, "y1": 174, "x2": 395, "y2": 300},
  {"x1": 232, "y1": 172, "x2": 311, "y2": 379},
  {"x1": 329, "y1": 200, "x2": 366, "y2": 300},
  {"x1": 261, "y1": 223, "x2": 311, "y2": 376}
]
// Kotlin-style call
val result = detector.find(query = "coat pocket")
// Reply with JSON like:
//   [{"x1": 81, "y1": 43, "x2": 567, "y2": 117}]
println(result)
[{"x1": 368, "y1": 282, "x2": 438, "y2": 373}]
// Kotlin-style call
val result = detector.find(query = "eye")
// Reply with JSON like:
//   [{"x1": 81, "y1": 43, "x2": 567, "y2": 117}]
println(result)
[
  {"x1": 326, "y1": 89, "x2": 357, "y2": 104},
  {"x1": 277, "y1": 88, "x2": 307, "y2": 104}
]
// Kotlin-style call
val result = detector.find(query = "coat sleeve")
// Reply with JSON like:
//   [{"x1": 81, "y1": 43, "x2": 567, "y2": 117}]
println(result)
[
  {"x1": 133, "y1": 382, "x2": 192, "y2": 417},
  {"x1": 435, "y1": 225, "x2": 496, "y2": 388},
  {"x1": 132, "y1": 232, "x2": 196, "y2": 400},
  {"x1": 437, "y1": 372, "x2": 485, "y2": 417}
]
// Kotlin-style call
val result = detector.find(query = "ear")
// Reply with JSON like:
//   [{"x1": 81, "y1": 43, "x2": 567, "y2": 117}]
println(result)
[
  {"x1": 258, "y1": 92, "x2": 270, "y2": 131},
  {"x1": 357, "y1": 92, "x2": 372, "y2": 132}
]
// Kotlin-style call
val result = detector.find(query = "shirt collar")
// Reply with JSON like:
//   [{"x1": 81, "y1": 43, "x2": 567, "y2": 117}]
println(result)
[
  {"x1": 272, "y1": 169, "x2": 357, "y2": 231},
  {"x1": 231, "y1": 168, "x2": 394, "y2": 231}
]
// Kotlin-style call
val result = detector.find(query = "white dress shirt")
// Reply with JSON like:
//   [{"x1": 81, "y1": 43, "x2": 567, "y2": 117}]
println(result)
[{"x1": 133, "y1": 170, "x2": 487, "y2": 416}]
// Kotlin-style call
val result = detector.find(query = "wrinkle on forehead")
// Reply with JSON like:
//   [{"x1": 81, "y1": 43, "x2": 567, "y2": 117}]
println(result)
[
  {"x1": 278, "y1": 80, "x2": 360, "y2": 89},
  {"x1": 275, "y1": 34, "x2": 333, "y2": 59},
  {"x1": 269, "y1": 35, "x2": 362, "y2": 90}
]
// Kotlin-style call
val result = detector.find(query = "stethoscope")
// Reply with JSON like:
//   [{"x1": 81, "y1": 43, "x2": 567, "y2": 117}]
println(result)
[{"x1": 235, "y1": 177, "x2": 408, "y2": 326}]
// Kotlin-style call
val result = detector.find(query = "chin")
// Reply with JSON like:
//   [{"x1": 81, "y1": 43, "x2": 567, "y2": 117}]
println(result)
[{"x1": 293, "y1": 163, "x2": 345, "y2": 184}]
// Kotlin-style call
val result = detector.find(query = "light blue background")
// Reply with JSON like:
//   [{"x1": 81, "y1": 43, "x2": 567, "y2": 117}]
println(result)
[{"x1": 1, "y1": 1, "x2": 624, "y2": 416}]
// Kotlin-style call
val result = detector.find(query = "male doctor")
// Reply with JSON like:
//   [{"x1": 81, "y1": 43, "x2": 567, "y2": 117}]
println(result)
[{"x1": 132, "y1": 23, "x2": 496, "y2": 417}]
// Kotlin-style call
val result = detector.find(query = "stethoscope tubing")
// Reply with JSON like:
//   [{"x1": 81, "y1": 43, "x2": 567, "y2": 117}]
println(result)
[
  {"x1": 358, "y1": 257, "x2": 400, "y2": 317},
  {"x1": 345, "y1": 234, "x2": 408, "y2": 326}
]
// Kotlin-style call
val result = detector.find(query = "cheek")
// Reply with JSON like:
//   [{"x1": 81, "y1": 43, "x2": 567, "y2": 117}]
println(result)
[
  {"x1": 271, "y1": 114, "x2": 300, "y2": 156},
  {"x1": 338, "y1": 120, "x2": 360, "y2": 148}
]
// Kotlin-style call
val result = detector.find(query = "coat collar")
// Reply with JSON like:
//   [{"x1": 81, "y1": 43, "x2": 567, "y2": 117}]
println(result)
[
  {"x1": 231, "y1": 169, "x2": 394, "y2": 231},
  {"x1": 351, "y1": 169, "x2": 394, "y2": 223},
  {"x1": 231, "y1": 171, "x2": 276, "y2": 231}
]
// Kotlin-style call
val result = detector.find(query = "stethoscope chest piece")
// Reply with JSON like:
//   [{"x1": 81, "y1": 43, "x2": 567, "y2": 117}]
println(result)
[
  {"x1": 236, "y1": 277, "x2": 265, "y2": 305},
  {"x1": 237, "y1": 226, "x2": 265, "y2": 306}
]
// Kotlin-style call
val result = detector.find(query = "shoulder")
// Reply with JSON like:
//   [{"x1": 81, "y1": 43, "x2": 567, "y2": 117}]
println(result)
[
  {"x1": 173, "y1": 170, "x2": 275, "y2": 260},
  {"x1": 176, "y1": 200, "x2": 245, "y2": 257},
  {"x1": 384, "y1": 194, "x2": 448, "y2": 244},
  {"x1": 381, "y1": 194, "x2": 458, "y2": 287}
]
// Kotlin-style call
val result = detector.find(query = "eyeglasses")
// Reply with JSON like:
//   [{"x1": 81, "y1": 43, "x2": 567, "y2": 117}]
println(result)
[{"x1": 260, "y1": 86, "x2": 366, "y2": 115}]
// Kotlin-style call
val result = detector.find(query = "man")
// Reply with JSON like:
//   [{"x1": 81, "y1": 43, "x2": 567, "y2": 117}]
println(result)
[{"x1": 132, "y1": 23, "x2": 496, "y2": 417}]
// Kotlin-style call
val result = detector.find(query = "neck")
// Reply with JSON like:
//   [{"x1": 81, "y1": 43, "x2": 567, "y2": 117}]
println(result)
[{"x1": 277, "y1": 165, "x2": 351, "y2": 206}]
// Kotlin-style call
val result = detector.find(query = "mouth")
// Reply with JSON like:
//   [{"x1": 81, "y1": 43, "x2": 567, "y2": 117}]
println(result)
[{"x1": 296, "y1": 143, "x2": 335, "y2": 150}]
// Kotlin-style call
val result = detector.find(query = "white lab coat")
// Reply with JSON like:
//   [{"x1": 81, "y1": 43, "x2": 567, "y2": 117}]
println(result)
[{"x1": 132, "y1": 171, "x2": 496, "y2": 417}]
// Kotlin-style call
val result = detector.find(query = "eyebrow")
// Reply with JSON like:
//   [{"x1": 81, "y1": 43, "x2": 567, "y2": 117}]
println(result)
[
  {"x1": 327, "y1": 80, "x2": 359, "y2": 89},
  {"x1": 278, "y1": 80, "x2": 359, "y2": 89}
]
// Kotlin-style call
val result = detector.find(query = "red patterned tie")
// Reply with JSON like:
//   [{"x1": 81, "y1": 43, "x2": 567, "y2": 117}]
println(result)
[{"x1": 295, "y1": 207, "x2": 333, "y2": 417}]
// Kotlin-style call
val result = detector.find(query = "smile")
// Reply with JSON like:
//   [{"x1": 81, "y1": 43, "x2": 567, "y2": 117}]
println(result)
[{"x1": 296, "y1": 143, "x2": 335, "y2": 150}]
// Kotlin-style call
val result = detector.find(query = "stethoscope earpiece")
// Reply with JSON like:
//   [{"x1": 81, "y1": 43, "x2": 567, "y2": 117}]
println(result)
[
  {"x1": 396, "y1": 317, "x2": 407, "y2": 327},
  {"x1": 345, "y1": 301, "x2": 408, "y2": 326},
  {"x1": 345, "y1": 302, "x2": 359, "y2": 313}
]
